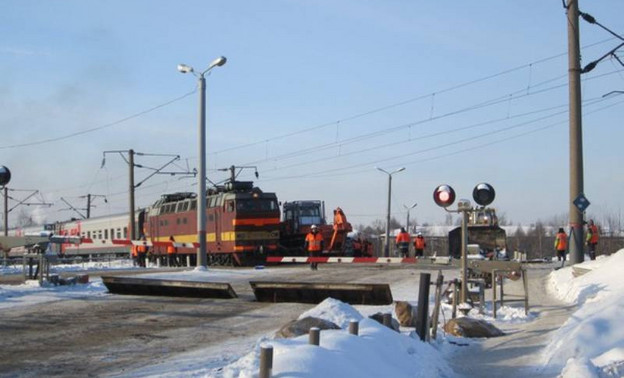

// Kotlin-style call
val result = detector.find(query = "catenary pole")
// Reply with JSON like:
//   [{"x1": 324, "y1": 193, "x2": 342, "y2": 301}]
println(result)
[{"x1": 567, "y1": 0, "x2": 585, "y2": 264}]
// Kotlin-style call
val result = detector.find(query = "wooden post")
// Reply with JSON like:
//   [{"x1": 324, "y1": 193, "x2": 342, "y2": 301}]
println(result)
[
  {"x1": 430, "y1": 271, "x2": 444, "y2": 340},
  {"x1": 416, "y1": 273, "x2": 431, "y2": 341},
  {"x1": 451, "y1": 279, "x2": 458, "y2": 319},
  {"x1": 522, "y1": 268, "x2": 529, "y2": 315},
  {"x1": 500, "y1": 272, "x2": 505, "y2": 308},
  {"x1": 349, "y1": 321, "x2": 359, "y2": 336},
  {"x1": 478, "y1": 281, "x2": 485, "y2": 315},
  {"x1": 309, "y1": 327, "x2": 320, "y2": 346},
  {"x1": 259, "y1": 345, "x2": 273, "y2": 378},
  {"x1": 492, "y1": 270, "x2": 498, "y2": 318}
]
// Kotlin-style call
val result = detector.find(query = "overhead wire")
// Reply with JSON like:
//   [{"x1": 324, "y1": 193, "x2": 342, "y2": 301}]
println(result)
[
  {"x1": 0, "y1": 89, "x2": 197, "y2": 150},
  {"x1": 260, "y1": 94, "x2": 622, "y2": 181}
]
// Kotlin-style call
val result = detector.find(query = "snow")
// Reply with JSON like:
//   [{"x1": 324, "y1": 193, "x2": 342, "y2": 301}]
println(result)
[
  {"x1": 1, "y1": 250, "x2": 624, "y2": 377},
  {"x1": 544, "y1": 251, "x2": 624, "y2": 377}
]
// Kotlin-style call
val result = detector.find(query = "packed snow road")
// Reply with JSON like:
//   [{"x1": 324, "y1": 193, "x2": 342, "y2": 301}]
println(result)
[{"x1": 0, "y1": 263, "x2": 455, "y2": 377}]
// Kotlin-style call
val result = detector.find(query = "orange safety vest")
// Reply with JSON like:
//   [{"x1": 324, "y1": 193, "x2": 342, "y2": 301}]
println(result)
[
  {"x1": 414, "y1": 236, "x2": 426, "y2": 249},
  {"x1": 396, "y1": 232, "x2": 410, "y2": 244},
  {"x1": 167, "y1": 244, "x2": 177, "y2": 255},
  {"x1": 555, "y1": 232, "x2": 567, "y2": 251},
  {"x1": 305, "y1": 232, "x2": 324, "y2": 252},
  {"x1": 588, "y1": 224, "x2": 599, "y2": 244},
  {"x1": 131, "y1": 245, "x2": 138, "y2": 257},
  {"x1": 137, "y1": 244, "x2": 147, "y2": 254}
]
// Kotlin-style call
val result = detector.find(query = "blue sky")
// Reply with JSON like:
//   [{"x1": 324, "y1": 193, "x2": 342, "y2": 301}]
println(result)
[{"x1": 1, "y1": 0, "x2": 623, "y2": 229}]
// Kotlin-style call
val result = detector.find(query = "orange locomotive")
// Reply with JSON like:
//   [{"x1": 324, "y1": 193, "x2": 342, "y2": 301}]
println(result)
[{"x1": 144, "y1": 180, "x2": 280, "y2": 266}]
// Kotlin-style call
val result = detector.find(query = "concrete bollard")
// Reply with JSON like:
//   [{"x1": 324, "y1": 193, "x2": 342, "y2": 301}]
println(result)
[
  {"x1": 382, "y1": 313, "x2": 392, "y2": 328},
  {"x1": 259, "y1": 345, "x2": 273, "y2": 378},
  {"x1": 186, "y1": 255, "x2": 191, "y2": 267},
  {"x1": 309, "y1": 327, "x2": 320, "y2": 346},
  {"x1": 349, "y1": 320, "x2": 359, "y2": 335}
]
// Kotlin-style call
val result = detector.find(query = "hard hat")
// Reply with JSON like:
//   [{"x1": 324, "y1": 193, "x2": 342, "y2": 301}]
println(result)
[
  {"x1": 311, "y1": 224, "x2": 318, "y2": 229},
  {"x1": 417, "y1": 232, "x2": 422, "y2": 236}
]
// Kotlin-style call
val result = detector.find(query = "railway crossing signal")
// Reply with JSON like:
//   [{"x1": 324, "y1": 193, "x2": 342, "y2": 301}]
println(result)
[
  {"x1": 432, "y1": 182, "x2": 496, "y2": 306},
  {"x1": 472, "y1": 183, "x2": 496, "y2": 207},
  {"x1": 433, "y1": 185, "x2": 456, "y2": 208},
  {"x1": 0, "y1": 166, "x2": 10, "y2": 187}
]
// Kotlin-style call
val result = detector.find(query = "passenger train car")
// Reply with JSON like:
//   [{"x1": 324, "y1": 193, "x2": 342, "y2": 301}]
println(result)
[
  {"x1": 6, "y1": 215, "x2": 132, "y2": 257},
  {"x1": 55, "y1": 214, "x2": 132, "y2": 256}
]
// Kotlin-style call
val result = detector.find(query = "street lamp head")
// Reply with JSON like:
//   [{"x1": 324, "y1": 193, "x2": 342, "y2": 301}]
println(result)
[
  {"x1": 395, "y1": 167, "x2": 406, "y2": 173},
  {"x1": 375, "y1": 166, "x2": 387, "y2": 174},
  {"x1": 177, "y1": 64, "x2": 194, "y2": 74},
  {"x1": 207, "y1": 56, "x2": 227, "y2": 71}
]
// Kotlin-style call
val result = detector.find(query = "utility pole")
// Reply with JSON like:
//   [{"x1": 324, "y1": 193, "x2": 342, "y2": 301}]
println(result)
[
  {"x1": 102, "y1": 150, "x2": 192, "y2": 243},
  {"x1": 567, "y1": 0, "x2": 585, "y2": 264},
  {"x1": 129, "y1": 149, "x2": 136, "y2": 241},
  {"x1": 3, "y1": 187, "x2": 7, "y2": 236},
  {"x1": 2, "y1": 188, "x2": 52, "y2": 235},
  {"x1": 83, "y1": 194, "x2": 107, "y2": 219}
]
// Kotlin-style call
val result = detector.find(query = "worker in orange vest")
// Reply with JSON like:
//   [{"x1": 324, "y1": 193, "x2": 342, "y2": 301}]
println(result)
[
  {"x1": 586, "y1": 219, "x2": 599, "y2": 260},
  {"x1": 167, "y1": 235, "x2": 179, "y2": 267},
  {"x1": 395, "y1": 227, "x2": 410, "y2": 258},
  {"x1": 413, "y1": 232, "x2": 426, "y2": 258},
  {"x1": 305, "y1": 224, "x2": 324, "y2": 270},
  {"x1": 554, "y1": 228, "x2": 568, "y2": 262},
  {"x1": 136, "y1": 236, "x2": 148, "y2": 267},
  {"x1": 130, "y1": 244, "x2": 138, "y2": 266}
]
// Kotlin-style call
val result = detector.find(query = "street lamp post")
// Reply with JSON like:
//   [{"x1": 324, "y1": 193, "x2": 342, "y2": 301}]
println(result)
[
  {"x1": 376, "y1": 167, "x2": 405, "y2": 257},
  {"x1": 178, "y1": 56, "x2": 227, "y2": 268},
  {"x1": 403, "y1": 202, "x2": 417, "y2": 233}
]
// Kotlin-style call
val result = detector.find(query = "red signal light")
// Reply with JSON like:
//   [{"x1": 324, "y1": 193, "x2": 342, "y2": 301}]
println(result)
[{"x1": 433, "y1": 185, "x2": 456, "y2": 207}]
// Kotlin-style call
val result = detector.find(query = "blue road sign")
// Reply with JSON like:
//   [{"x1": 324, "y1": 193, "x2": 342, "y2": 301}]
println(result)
[{"x1": 573, "y1": 193, "x2": 590, "y2": 212}]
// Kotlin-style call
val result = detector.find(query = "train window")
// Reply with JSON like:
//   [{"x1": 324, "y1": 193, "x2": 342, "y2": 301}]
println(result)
[
  {"x1": 213, "y1": 197, "x2": 222, "y2": 208},
  {"x1": 111, "y1": 229, "x2": 114, "y2": 240},
  {"x1": 226, "y1": 200, "x2": 235, "y2": 212},
  {"x1": 183, "y1": 218, "x2": 187, "y2": 224},
  {"x1": 176, "y1": 218, "x2": 181, "y2": 225},
  {"x1": 208, "y1": 214, "x2": 214, "y2": 222},
  {"x1": 178, "y1": 201, "x2": 189, "y2": 212},
  {"x1": 123, "y1": 227, "x2": 127, "y2": 239},
  {"x1": 98, "y1": 231, "x2": 103, "y2": 240},
  {"x1": 116, "y1": 228, "x2": 121, "y2": 239},
  {"x1": 87, "y1": 231, "x2": 91, "y2": 239},
  {"x1": 104, "y1": 229, "x2": 109, "y2": 239},
  {"x1": 259, "y1": 199, "x2": 279, "y2": 211}
]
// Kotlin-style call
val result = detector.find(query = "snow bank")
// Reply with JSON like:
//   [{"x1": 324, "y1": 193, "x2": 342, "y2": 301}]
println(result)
[
  {"x1": 216, "y1": 298, "x2": 457, "y2": 377},
  {"x1": 545, "y1": 249, "x2": 624, "y2": 377}
]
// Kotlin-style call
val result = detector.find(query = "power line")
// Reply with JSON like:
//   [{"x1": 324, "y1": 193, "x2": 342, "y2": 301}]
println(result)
[
  {"x1": 210, "y1": 38, "x2": 616, "y2": 156},
  {"x1": 241, "y1": 69, "x2": 621, "y2": 170},
  {"x1": 0, "y1": 90, "x2": 196, "y2": 150},
  {"x1": 260, "y1": 96, "x2": 623, "y2": 181}
]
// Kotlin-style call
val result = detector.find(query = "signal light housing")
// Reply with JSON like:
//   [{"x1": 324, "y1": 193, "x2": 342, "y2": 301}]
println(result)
[
  {"x1": 472, "y1": 183, "x2": 495, "y2": 206},
  {"x1": 433, "y1": 185, "x2": 456, "y2": 208},
  {"x1": 0, "y1": 166, "x2": 10, "y2": 186}
]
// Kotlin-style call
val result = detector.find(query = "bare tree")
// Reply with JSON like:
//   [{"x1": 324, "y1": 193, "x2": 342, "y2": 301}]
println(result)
[{"x1": 16, "y1": 208, "x2": 37, "y2": 228}]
